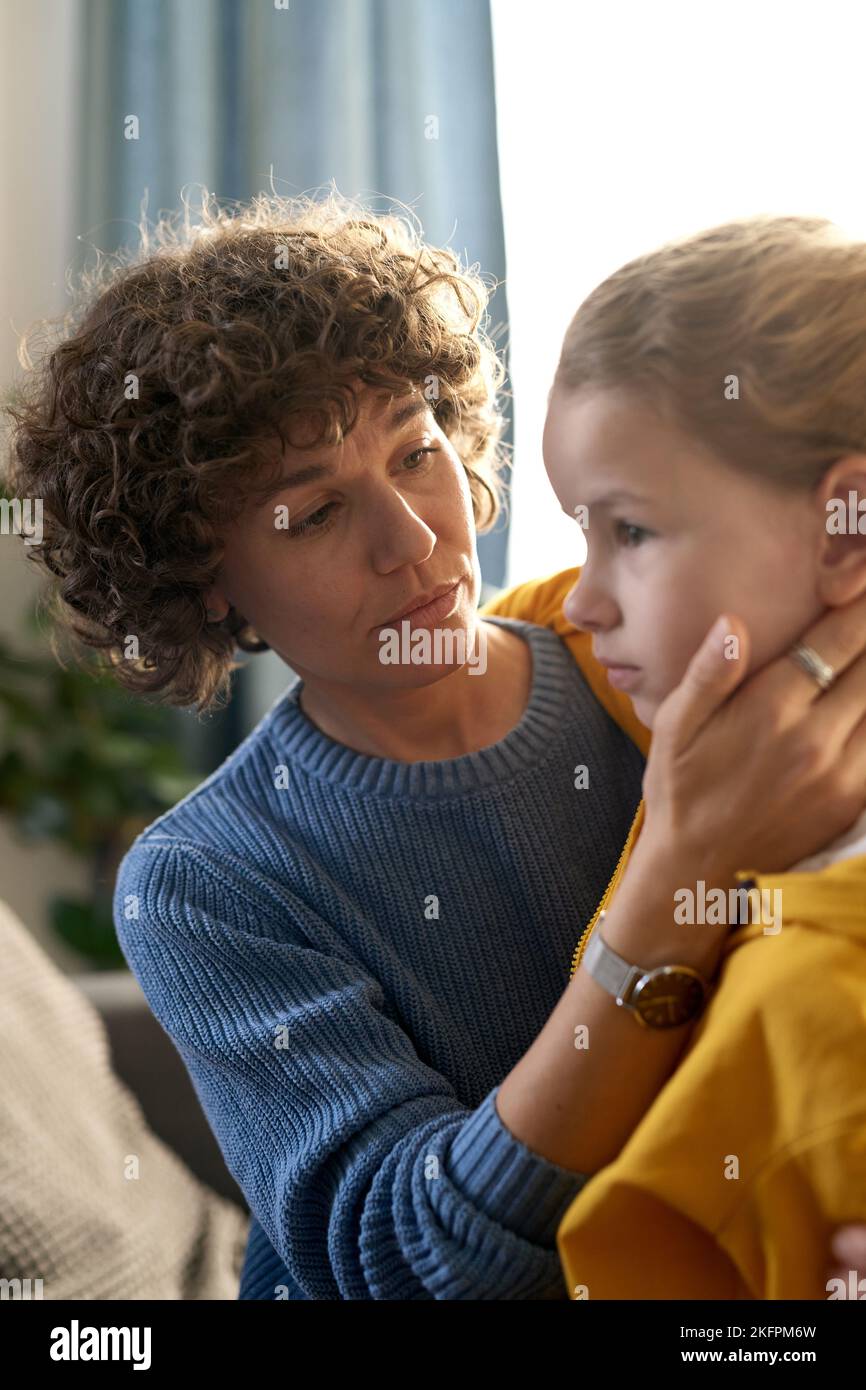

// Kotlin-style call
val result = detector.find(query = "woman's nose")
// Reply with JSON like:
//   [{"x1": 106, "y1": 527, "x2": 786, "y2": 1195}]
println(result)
[{"x1": 369, "y1": 489, "x2": 437, "y2": 570}]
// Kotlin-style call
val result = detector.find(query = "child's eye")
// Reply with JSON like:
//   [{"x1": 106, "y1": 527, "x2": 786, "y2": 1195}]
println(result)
[{"x1": 614, "y1": 520, "x2": 652, "y2": 548}]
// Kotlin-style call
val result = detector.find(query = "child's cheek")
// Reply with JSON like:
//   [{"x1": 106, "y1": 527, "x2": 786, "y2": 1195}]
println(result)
[{"x1": 630, "y1": 690, "x2": 661, "y2": 731}]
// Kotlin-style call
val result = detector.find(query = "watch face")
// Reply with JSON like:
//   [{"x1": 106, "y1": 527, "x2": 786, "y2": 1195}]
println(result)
[{"x1": 631, "y1": 968, "x2": 705, "y2": 1028}]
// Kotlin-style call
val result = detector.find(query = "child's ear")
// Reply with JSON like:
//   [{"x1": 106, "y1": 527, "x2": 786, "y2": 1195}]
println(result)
[{"x1": 815, "y1": 456, "x2": 866, "y2": 605}]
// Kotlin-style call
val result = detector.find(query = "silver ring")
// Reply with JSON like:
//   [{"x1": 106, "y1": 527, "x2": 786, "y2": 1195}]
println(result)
[{"x1": 788, "y1": 641, "x2": 836, "y2": 692}]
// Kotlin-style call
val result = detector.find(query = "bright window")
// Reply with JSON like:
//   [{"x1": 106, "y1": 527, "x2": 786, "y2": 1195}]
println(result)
[{"x1": 491, "y1": 0, "x2": 866, "y2": 586}]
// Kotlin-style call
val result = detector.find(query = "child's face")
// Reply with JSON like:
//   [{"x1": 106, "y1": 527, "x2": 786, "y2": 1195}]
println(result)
[{"x1": 543, "y1": 385, "x2": 827, "y2": 728}]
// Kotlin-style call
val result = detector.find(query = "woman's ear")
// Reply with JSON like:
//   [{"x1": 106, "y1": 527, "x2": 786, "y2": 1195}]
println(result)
[
  {"x1": 814, "y1": 456, "x2": 866, "y2": 605},
  {"x1": 204, "y1": 585, "x2": 231, "y2": 623}
]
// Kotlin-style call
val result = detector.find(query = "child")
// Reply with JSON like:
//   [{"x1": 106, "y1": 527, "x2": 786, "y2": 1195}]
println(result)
[{"x1": 544, "y1": 214, "x2": 866, "y2": 1300}]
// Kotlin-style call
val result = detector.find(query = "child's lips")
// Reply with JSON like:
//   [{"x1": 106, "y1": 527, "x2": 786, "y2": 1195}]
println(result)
[{"x1": 598, "y1": 659, "x2": 642, "y2": 691}]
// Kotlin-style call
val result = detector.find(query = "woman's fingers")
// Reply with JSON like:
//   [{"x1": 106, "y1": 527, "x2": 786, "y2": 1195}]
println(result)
[
  {"x1": 760, "y1": 603, "x2": 866, "y2": 827},
  {"x1": 757, "y1": 588, "x2": 866, "y2": 712},
  {"x1": 638, "y1": 588, "x2": 866, "y2": 880},
  {"x1": 806, "y1": 647, "x2": 866, "y2": 759},
  {"x1": 653, "y1": 613, "x2": 751, "y2": 749},
  {"x1": 831, "y1": 1223, "x2": 866, "y2": 1268},
  {"x1": 827, "y1": 1222, "x2": 866, "y2": 1297},
  {"x1": 653, "y1": 589, "x2": 866, "y2": 764}
]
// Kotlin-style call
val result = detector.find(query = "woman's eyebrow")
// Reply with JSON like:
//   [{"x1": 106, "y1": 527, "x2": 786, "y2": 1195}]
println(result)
[
  {"x1": 388, "y1": 397, "x2": 430, "y2": 430},
  {"x1": 261, "y1": 397, "x2": 432, "y2": 495},
  {"x1": 265, "y1": 459, "x2": 337, "y2": 492}
]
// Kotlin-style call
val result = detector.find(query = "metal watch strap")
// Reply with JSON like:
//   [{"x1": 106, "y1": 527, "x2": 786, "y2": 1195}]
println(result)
[
  {"x1": 581, "y1": 912, "x2": 713, "y2": 1017},
  {"x1": 582, "y1": 919, "x2": 646, "y2": 1001}
]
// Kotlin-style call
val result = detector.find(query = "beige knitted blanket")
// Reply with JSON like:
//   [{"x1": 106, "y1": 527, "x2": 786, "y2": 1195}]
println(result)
[{"x1": 0, "y1": 899, "x2": 250, "y2": 1299}]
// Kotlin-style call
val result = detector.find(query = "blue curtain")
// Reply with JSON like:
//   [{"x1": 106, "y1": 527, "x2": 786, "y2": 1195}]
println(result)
[{"x1": 75, "y1": 0, "x2": 512, "y2": 743}]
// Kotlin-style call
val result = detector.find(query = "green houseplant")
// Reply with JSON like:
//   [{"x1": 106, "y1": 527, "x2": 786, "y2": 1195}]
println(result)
[{"x1": 0, "y1": 603, "x2": 202, "y2": 967}]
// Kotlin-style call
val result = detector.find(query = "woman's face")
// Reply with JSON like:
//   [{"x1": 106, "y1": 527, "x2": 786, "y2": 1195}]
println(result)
[{"x1": 208, "y1": 384, "x2": 484, "y2": 695}]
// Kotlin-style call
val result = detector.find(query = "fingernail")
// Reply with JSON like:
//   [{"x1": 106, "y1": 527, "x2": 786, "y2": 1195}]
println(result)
[{"x1": 831, "y1": 1228, "x2": 866, "y2": 1262}]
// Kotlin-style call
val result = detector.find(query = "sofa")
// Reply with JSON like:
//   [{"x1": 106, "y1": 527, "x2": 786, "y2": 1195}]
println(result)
[{"x1": 74, "y1": 967, "x2": 247, "y2": 1211}]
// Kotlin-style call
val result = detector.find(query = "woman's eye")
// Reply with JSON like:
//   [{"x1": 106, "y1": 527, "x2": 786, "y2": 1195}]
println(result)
[
  {"x1": 287, "y1": 502, "x2": 336, "y2": 538},
  {"x1": 614, "y1": 520, "x2": 651, "y2": 548},
  {"x1": 284, "y1": 447, "x2": 439, "y2": 538},
  {"x1": 403, "y1": 445, "x2": 440, "y2": 470}
]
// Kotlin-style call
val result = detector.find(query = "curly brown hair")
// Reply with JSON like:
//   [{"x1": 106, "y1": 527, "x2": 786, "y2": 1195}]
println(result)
[{"x1": 3, "y1": 187, "x2": 510, "y2": 713}]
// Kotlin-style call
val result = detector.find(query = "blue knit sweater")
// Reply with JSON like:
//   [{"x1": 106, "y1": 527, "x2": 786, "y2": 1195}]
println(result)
[{"x1": 113, "y1": 615, "x2": 645, "y2": 1300}]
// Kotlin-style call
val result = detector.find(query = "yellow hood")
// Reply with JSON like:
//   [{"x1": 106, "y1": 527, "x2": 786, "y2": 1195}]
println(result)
[{"x1": 731, "y1": 854, "x2": 866, "y2": 945}]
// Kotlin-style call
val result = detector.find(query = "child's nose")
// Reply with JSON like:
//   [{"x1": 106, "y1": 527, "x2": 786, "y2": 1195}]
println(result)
[{"x1": 563, "y1": 577, "x2": 615, "y2": 633}]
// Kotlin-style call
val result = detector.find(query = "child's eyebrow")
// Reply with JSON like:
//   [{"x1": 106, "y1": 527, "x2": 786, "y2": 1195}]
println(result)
[{"x1": 586, "y1": 488, "x2": 655, "y2": 509}]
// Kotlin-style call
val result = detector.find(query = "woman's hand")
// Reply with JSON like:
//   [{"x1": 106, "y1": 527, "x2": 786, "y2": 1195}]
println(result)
[
  {"x1": 640, "y1": 593, "x2": 866, "y2": 880},
  {"x1": 827, "y1": 1225, "x2": 866, "y2": 1297}
]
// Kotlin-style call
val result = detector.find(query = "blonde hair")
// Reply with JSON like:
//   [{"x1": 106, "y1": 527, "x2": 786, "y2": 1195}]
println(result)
[{"x1": 554, "y1": 213, "x2": 866, "y2": 488}]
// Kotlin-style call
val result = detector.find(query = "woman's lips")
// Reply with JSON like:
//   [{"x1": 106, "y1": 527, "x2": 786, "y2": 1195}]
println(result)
[{"x1": 376, "y1": 580, "x2": 461, "y2": 631}]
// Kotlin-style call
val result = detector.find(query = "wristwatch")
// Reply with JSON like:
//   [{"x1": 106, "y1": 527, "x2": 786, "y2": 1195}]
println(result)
[{"x1": 581, "y1": 912, "x2": 712, "y2": 1029}]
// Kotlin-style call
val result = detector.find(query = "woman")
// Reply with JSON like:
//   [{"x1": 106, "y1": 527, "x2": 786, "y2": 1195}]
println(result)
[{"x1": 7, "y1": 189, "x2": 866, "y2": 1299}]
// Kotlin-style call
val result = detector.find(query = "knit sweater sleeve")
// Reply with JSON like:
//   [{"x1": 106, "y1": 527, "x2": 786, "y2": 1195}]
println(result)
[{"x1": 114, "y1": 838, "x2": 587, "y2": 1300}]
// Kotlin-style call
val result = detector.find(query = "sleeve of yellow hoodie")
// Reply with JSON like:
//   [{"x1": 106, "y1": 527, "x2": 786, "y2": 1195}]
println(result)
[{"x1": 555, "y1": 865, "x2": 866, "y2": 1301}]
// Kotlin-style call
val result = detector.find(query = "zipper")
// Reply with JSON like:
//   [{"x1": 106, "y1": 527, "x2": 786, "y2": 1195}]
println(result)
[{"x1": 569, "y1": 798, "x2": 645, "y2": 980}]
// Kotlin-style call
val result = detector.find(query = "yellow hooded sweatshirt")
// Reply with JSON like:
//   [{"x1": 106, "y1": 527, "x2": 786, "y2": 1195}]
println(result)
[{"x1": 481, "y1": 566, "x2": 866, "y2": 1301}]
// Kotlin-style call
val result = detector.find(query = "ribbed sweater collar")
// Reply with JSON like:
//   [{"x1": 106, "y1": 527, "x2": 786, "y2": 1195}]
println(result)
[{"x1": 265, "y1": 616, "x2": 580, "y2": 800}]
